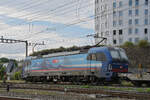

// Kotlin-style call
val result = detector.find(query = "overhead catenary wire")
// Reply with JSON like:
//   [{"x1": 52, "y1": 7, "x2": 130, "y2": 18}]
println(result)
[
  {"x1": 6, "y1": 0, "x2": 90, "y2": 22},
  {"x1": 21, "y1": 1, "x2": 150, "y2": 41},
  {"x1": 0, "y1": 0, "x2": 91, "y2": 32},
  {"x1": 0, "y1": 0, "x2": 19, "y2": 5},
  {"x1": 1, "y1": 1, "x2": 149, "y2": 41},
  {"x1": 9, "y1": 0, "x2": 53, "y2": 15},
  {"x1": 2, "y1": 0, "x2": 81, "y2": 21},
  {"x1": 1, "y1": 0, "x2": 145, "y2": 34}
]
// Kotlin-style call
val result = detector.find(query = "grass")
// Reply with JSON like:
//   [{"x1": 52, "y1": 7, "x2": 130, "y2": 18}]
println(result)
[
  {"x1": 0, "y1": 88, "x2": 60, "y2": 96},
  {"x1": 11, "y1": 89, "x2": 59, "y2": 96},
  {"x1": 80, "y1": 85, "x2": 90, "y2": 88},
  {"x1": 121, "y1": 81, "x2": 133, "y2": 86},
  {"x1": 0, "y1": 80, "x2": 149, "y2": 93},
  {"x1": 57, "y1": 84, "x2": 150, "y2": 93},
  {"x1": 0, "y1": 80, "x2": 25, "y2": 83},
  {"x1": 137, "y1": 88, "x2": 145, "y2": 92},
  {"x1": 146, "y1": 88, "x2": 150, "y2": 92}
]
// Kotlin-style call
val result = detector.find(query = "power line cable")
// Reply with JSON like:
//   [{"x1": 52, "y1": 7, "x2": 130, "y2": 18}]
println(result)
[
  {"x1": 1, "y1": 1, "x2": 149, "y2": 41},
  {"x1": 5, "y1": 0, "x2": 53, "y2": 18},
  {"x1": 0, "y1": 0, "x2": 18, "y2": 5},
  {"x1": 0, "y1": 0, "x2": 84, "y2": 32},
  {"x1": 21, "y1": 1, "x2": 150, "y2": 40},
  {"x1": 5, "y1": 0, "x2": 86, "y2": 22}
]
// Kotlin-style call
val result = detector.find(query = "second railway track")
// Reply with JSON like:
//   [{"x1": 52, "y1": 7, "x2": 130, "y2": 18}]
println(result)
[{"x1": 0, "y1": 83, "x2": 150, "y2": 100}]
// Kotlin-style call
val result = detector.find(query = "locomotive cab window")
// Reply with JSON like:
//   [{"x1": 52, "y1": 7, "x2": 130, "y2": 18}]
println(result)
[
  {"x1": 87, "y1": 54, "x2": 96, "y2": 60},
  {"x1": 87, "y1": 54, "x2": 91, "y2": 60},
  {"x1": 96, "y1": 53, "x2": 107, "y2": 62},
  {"x1": 91, "y1": 54, "x2": 96, "y2": 60},
  {"x1": 87, "y1": 53, "x2": 106, "y2": 61}
]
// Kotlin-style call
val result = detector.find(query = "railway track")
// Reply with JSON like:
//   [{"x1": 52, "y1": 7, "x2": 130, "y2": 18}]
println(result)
[
  {"x1": 0, "y1": 83, "x2": 150, "y2": 99},
  {"x1": 0, "y1": 96, "x2": 29, "y2": 100}
]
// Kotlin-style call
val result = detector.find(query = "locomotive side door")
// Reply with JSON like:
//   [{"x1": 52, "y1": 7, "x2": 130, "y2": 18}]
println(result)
[
  {"x1": 97, "y1": 52, "x2": 113, "y2": 79},
  {"x1": 87, "y1": 53, "x2": 97, "y2": 75},
  {"x1": 93, "y1": 52, "x2": 108, "y2": 78}
]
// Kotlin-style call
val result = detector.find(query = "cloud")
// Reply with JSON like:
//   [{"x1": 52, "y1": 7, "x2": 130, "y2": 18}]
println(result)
[
  {"x1": 0, "y1": 0, "x2": 94, "y2": 59},
  {"x1": 0, "y1": 53, "x2": 25, "y2": 60},
  {"x1": 0, "y1": 0, "x2": 94, "y2": 29}
]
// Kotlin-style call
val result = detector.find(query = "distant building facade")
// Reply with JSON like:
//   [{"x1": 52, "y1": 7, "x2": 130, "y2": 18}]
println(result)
[{"x1": 95, "y1": 0, "x2": 150, "y2": 45}]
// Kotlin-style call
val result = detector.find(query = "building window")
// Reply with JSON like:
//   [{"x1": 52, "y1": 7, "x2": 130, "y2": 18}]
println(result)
[
  {"x1": 113, "y1": 11, "x2": 116, "y2": 17},
  {"x1": 96, "y1": 0, "x2": 99, "y2": 3},
  {"x1": 145, "y1": 0, "x2": 148, "y2": 5},
  {"x1": 119, "y1": 11, "x2": 123, "y2": 17},
  {"x1": 119, "y1": 20, "x2": 123, "y2": 25},
  {"x1": 129, "y1": 38, "x2": 132, "y2": 42},
  {"x1": 119, "y1": 39, "x2": 123, "y2": 44},
  {"x1": 135, "y1": 0, "x2": 139, "y2": 6},
  {"x1": 113, "y1": 2, "x2": 116, "y2": 8},
  {"x1": 105, "y1": 22, "x2": 108, "y2": 28},
  {"x1": 129, "y1": 10, "x2": 132, "y2": 16},
  {"x1": 119, "y1": 29, "x2": 123, "y2": 35},
  {"x1": 128, "y1": 28, "x2": 132, "y2": 34},
  {"x1": 113, "y1": 39, "x2": 117, "y2": 44},
  {"x1": 119, "y1": 1, "x2": 123, "y2": 7},
  {"x1": 145, "y1": 19, "x2": 148, "y2": 25},
  {"x1": 96, "y1": 24, "x2": 98, "y2": 31},
  {"x1": 113, "y1": 30, "x2": 116, "y2": 35},
  {"x1": 101, "y1": 32, "x2": 103, "y2": 37},
  {"x1": 135, "y1": 38, "x2": 139, "y2": 43},
  {"x1": 145, "y1": 9, "x2": 148, "y2": 15},
  {"x1": 129, "y1": 19, "x2": 132, "y2": 25},
  {"x1": 113, "y1": 21, "x2": 117, "y2": 27},
  {"x1": 145, "y1": 37, "x2": 148, "y2": 41},
  {"x1": 135, "y1": 9, "x2": 139, "y2": 16},
  {"x1": 135, "y1": 28, "x2": 139, "y2": 34},
  {"x1": 144, "y1": 28, "x2": 148, "y2": 34},
  {"x1": 129, "y1": 0, "x2": 132, "y2": 6},
  {"x1": 135, "y1": 19, "x2": 139, "y2": 25}
]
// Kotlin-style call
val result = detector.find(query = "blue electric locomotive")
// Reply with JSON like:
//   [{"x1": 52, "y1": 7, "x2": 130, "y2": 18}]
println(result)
[{"x1": 22, "y1": 46, "x2": 129, "y2": 83}]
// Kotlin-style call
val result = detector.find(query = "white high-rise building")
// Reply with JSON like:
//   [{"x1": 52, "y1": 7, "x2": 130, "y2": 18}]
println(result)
[{"x1": 95, "y1": 0, "x2": 150, "y2": 45}]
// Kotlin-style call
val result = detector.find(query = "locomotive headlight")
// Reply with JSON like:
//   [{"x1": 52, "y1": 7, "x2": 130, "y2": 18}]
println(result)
[
  {"x1": 108, "y1": 64, "x2": 112, "y2": 71},
  {"x1": 120, "y1": 66, "x2": 123, "y2": 69}
]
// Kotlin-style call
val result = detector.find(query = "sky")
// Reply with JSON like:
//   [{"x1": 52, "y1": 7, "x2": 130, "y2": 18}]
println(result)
[{"x1": 0, "y1": 0, "x2": 95, "y2": 60}]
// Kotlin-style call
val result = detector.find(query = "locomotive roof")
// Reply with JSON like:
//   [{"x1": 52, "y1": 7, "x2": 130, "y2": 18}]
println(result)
[
  {"x1": 27, "y1": 50, "x2": 88, "y2": 60},
  {"x1": 26, "y1": 46, "x2": 120, "y2": 60}
]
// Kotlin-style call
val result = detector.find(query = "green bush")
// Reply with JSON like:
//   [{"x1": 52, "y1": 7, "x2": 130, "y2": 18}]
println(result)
[
  {"x1": 0, "y1": 67, "x2": 6, "y2": 80},
  {"x1": 13, "y1": 71, "x2": 21, "y2": 80},
  {"x1": 122, "y1": 41, "x2": 134, "y2": 47},
  {"x1": 138, "y1": 40, "x2": 149, "y2": 48},
  {"x1": 146, "y1": 88, "x2": 150, "y2": 92}
]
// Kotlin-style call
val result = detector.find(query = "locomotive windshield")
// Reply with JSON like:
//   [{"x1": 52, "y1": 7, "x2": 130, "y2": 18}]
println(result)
[{"x1": 110, "y1": 49, "x2": 128, "y2": 63}]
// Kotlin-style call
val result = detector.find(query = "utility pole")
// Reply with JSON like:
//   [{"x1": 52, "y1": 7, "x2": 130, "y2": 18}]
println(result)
[
  {"x1": 0, "y1": 36, "x2": 28, "y2": 57},
  {"x1": 87, "y1": 34, "x2": 107, "y2": 46},
  {"x1": 28, "y1": 41, "x2": 45, "y2": 53}
]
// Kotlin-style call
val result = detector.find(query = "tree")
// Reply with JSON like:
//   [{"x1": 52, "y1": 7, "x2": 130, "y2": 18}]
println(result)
[
  {"x1": 122, "y1": 41, "x2": 134, "y2": 47},
  {"x1": 13, "y1": 71, "x2": 21, "y2": 80},
  {"x1": 0, "y1": 58, "x2": 9, "y2": 63},
  {"x1": 138, "y1": 40, "x2": 149, "y2": 48},
  {"x1": 0, "y1": 66, "x2": 6, "y2": 80}
]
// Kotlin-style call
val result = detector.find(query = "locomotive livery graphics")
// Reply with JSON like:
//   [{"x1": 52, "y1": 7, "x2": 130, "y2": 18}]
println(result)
[{"x1": 22, "y1": 47, "x2": 129, "y2": 83}]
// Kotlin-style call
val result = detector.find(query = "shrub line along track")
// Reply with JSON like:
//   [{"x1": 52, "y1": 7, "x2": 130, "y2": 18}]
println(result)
[{"x1": 0, "y1": 83, "x2": 150, "y2": 99}]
